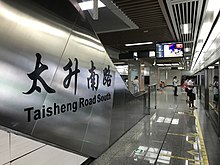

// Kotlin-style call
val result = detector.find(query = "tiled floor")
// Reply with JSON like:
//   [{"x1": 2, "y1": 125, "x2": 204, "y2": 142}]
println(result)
[
  {"x1": 0, "y1": 129, "x2": 87, "y2": 165},
  {"x1": 0, "y1": 130, "x2": 10, "y2": 165},
  {"x1": 91, "y1": 87, "x2": 220, "y2": 165}
]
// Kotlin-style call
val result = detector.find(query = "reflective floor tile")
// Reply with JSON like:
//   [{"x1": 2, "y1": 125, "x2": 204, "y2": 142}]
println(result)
[
  {"x1": 10, "y1": 133, "x2": 45, "y2": 160},
  {"x1": 11, "y1": 145, "x2": 87, "y2": 165},
  {"x1": 0, "y1": 130, "x2": 10, "y2": 164}
]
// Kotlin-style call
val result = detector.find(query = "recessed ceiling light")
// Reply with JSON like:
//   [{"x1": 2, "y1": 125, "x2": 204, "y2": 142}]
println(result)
[
  {"x1": 208, "y1": 66, "x2": 215, "y2": 69},
  {"x1": 184, "y1": 48, "x2": 191, "y2": 52},
  {"x1": 125, "y1": 42, "x2": 153, "y2": 47},
  {"x1": 178, "y1": 67, "x2": 184, "y2": 70},
  {"x1": 157, "y1": 64, "x2": 164, "y2": 66},
  {"x1": 186, "y1": 57, "x2": 190, "y2": 60},
  {"x1": 149, "y1": 51, "x2": 155, "y2": 57},
  {"x1": 180, "y1": 23, "x2": 192, "y2": 34},
  {"x1": 78, "y1": 0, "x2": 105, "y2": 11},
  {"x1": 133, "y1": 52, "x2": 138, "y2": 57}
]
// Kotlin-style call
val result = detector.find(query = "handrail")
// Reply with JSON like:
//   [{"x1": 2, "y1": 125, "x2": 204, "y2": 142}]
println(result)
[
  {"x1": 133, "y1": 91, "x2": 148, "y2": 97},
  {"x1": 131, "y1": 83, "x2": 157, "y2": 115},
  {"x1": 148, "y1": 83, "x2": 157, "y2": 87}
]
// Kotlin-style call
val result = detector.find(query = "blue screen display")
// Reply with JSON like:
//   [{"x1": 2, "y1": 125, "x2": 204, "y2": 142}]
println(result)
[{"x1": 156, "y1": 43, "x2": 184, "y2": 58}]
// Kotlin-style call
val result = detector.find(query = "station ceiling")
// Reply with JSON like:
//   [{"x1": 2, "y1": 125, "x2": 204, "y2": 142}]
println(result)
[
  {"x1": 29, "y1": 0, "x2": 206, "y2": 69},
  {"x1": 84, "y1": 0, "x2": 205, "y2": 69}
]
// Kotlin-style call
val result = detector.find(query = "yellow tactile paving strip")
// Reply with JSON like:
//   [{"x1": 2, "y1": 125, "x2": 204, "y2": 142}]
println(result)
[
  {"x1": 158, "y1": 110, "x2": 209, "y2": 165},
  {"x1": 194, "y1": 110, "x2": 209, "y2": 165}
]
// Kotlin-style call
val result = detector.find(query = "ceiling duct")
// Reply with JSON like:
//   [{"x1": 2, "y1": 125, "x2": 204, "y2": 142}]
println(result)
[{"x1": 166, "y1": 0, "x2": 204, "y2": 58}]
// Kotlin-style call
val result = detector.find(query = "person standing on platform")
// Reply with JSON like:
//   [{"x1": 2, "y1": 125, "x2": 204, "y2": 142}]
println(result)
[
  {"x1": 132, "y1": 76, "x2": 139, "y2": 93},
  {"x1": 159, "y1": 81, "x2": 163, "y2": 90},
  {"x1": 187, "y1": 77, "x2": 197, "y2": 109},
  {"x1": 173, "y1": 76, "x2": 178, "y2": 96},
  {"x1": 183, "y1": 78, "x2": 189, "y2": 102},
  {"x1": 213, "y1": 76, "x2": 219, "y2": 109}
]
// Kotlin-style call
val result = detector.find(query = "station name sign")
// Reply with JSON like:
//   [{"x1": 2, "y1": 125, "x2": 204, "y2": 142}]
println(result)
[
  {"x1": 24, "y1": 93, "x2": 111, "y2": 122},
  {"x1": 23, "y1": 53, "x2": 113, "y2": 122}
]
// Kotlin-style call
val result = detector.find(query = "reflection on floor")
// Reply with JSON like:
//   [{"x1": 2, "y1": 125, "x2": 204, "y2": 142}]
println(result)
[{"x1": 92, "y1": 87, "x2": 220, "y2": 165}]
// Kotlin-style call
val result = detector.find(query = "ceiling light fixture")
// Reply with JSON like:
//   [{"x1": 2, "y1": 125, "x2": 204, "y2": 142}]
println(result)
[
  {"x1": 133, "y1": 52, "x2": 138, "y2": 57},
  {"x1": 171, "y1": 63, "x2": 179, "y2": 66},
  {"x1": 164, "y1": 64, "x2": 172, "y2": 66},
  {"x1": 149, "y1": 51, "x2": 155, "y2": 57},
  {"x1": 78, "y1": 0, "x2": 105, "y2": 11},
  {"x1": 180, "y1": 23, "x2": 192, "y2": 34},
  {"x1": 125, "y1": 42, "x2": 153, "y2": 47},
  {"x1": 184, "y1": 48, "x2": 191, "y2": 52},
  {"x1": 208, "y1": 66, "x2": 215, "y2": 69}
]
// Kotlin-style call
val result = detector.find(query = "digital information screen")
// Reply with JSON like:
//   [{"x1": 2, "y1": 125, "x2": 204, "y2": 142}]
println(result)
[{"x1": 156, "y1": 43, "x2": 184, "y2": 58}]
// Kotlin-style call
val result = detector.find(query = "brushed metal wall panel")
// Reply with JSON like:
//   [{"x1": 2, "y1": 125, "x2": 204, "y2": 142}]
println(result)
[
  {"x1": 31, "y1": 26, "x2": 115, "y2": 157},
  {"x1": 0, "y1": 0, "x2": 147, "y2": 158},
  {"x1": 79, "y1": 53, "x2": 116, "y2": 156},
  {"x1": 110, "y1": 72, "x2": 145, "y2": 145},
  {"x1": 0, "y1": 0, "x2": 72, "y2": 134}
]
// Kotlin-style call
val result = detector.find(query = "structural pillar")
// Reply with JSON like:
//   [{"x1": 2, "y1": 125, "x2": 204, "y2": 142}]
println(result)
[{"x1": 128, "y1": 60, "x2": 141, "y2": 93}]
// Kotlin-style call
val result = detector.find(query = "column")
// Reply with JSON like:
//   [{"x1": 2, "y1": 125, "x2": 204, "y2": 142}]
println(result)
[{"x1": 128, "y1": 60, "x2": 140, "y2": 93}]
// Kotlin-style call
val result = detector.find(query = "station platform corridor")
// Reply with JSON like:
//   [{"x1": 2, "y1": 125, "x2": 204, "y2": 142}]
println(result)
[
  {"x1": 1, "y1": 87, "x2": 220, "y2": 165},
  {"x1": 0, "y1": 1, "x2": 220, "y2": 165},
  {"x1": 91, "y1": 87, "x2": 220, "y2": 165}
]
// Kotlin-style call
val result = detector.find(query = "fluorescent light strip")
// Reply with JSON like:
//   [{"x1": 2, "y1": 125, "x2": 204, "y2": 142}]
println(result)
[
  {"x1": 208, "y1": 66, "x2": 215, "y2": 69},
  {"x1": 171, "y1": 63, "x2": 179, "y2": 66},
  {"x1": 191, "y1": 1, "x2": 220, "y2": 70},
  {"x1": 79, "y1": 0, "x2": 105, "y2": 11},
  {"x1": 157, "y1": 63, "x2": 179, "y2": 67},
  {"x1": 184, "y1": 48, "x2": 191, "y2": 52},
  {"x1": 164, "y1": 64, "x2": 171, "y2": 66},
  {"x1": 183, "y1": 24, "x2": 191, "y2": 34},
  {"x1": 125, "y1": 42, "x2": 153, "y2": 47}
]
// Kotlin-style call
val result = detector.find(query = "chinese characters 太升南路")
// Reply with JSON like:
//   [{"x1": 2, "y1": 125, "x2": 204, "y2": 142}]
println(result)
[
  {"x1": 63, "y1": 58, "x2": 80, "y2": 95},
  {"x1": 103, "y1": 65, "x2": 112, "y2": 87},
  {"x1": 23, "y1": 54, "x2": 113, "y2": 95},
  {"x1": 87, "y1": 60, "x2": 99, "y2": 91},
  {"x1": 23, "y1": 53, "x2": 56, "y2": 94}
]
